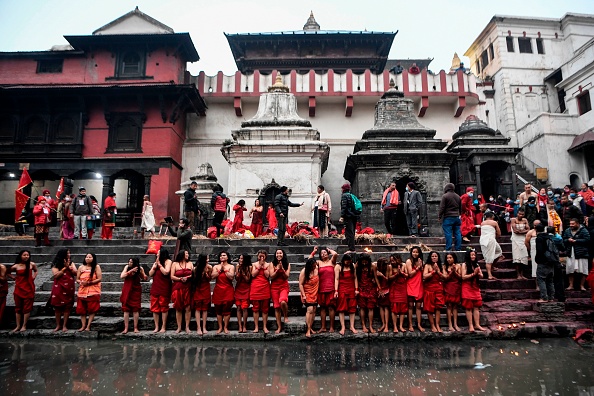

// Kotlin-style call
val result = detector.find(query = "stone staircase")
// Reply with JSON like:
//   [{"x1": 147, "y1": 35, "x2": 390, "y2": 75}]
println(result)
[{"x1": 0, "y1": 234, "x2": 592, "y2": 338}]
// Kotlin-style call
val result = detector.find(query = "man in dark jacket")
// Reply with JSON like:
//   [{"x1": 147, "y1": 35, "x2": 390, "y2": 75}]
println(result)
[
  {"x1": 71, "y1": 187, "x2": 93, "y2": 239},
  {"x1": 560, "y1": 195, "x2": 583, "y2": 230},
  {"x1": 184, "y1": 181, "x2": 199, "y2": 231},
  {"x1": 168, "y1": 217, "x2": 193, "y2": 258},
  {"x1": 340, "y1": 183, "x2": 357, "y2": 252},
  {"x1": 211, "y1": 186, "x2": 229, "y2": 237},
  {"x1": 563, "y1": 218, "x2": 591, "y2": 291},
  {"x1": 534, "y1": 223, "x2": 556, "y2": 302},
  {"x1": 438, "y1": 183, "x2": 462, "y2": 251},
  {"x1": 404, "y1": 182, "x2": 422, "y2": 236},
  {"x1": 274, "y1": 186, "x2": 303, "y2": 246}
]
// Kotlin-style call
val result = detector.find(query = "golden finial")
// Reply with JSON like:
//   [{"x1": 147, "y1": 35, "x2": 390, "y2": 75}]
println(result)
[{"x1": 268, "y1": 73, "x2": 289, "y2": 92}]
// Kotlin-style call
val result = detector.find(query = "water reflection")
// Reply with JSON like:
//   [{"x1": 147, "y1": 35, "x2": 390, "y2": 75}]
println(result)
[{"x1": 0, "y1": 339, "x2": 593, "y2": 395}]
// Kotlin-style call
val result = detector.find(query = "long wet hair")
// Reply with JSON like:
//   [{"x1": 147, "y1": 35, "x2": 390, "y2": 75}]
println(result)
[
  {"x1": 192, "y1": 254, "x2": 209, "y2": 288},
  {"x1": 15, "y1": 250, "x2": 32, "y2": 278},
  {"x1": 356, "y1": 253, "x2": 372, "y2": 280},
  {"x1": 376, "y1": 257, "x2": 389, "y2": 277},
  {"x1": 272, "y1": 249, "x2": 289, "y2": 270},
  {"x1": 464, "y1": 249, "x2": 479, "y2": 274},
  {"x1": 52, "y1": 248, "x2": 70, "y2": 270},
  {"x1": 304, "y1": 258, "x2": 317, "y2": 281},
  {"x1": 390, "y1": 253, "x2": 403, "y2": 268},
  {"x1": 128, "y1": 257, "x2": 141, "y2": 277},
  {"x1": 408, "y1": 246, "x2": 424, "y2": 268},
  {"x1": 175, "y1": 250, "x2": 188, "y2": 263},
  {"x1": 158, "y1": 247, "x2": 171, "y2": 266},
  {"x1": 425, "y1": 250, "x2": 442, "y2": 267},
  {"x1": 340, "y1": 253, "x2": 354, "y2": 273},
  {"x1": 237, "y1": 254, "x2": 252, "y2": 278},
  {"x1": 84, "y1": 253, "x2": 98, "y2": 280}
]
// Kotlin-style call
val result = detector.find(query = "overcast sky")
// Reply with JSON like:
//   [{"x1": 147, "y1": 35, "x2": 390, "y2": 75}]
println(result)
[{"x1": 1, "y1": 0, "x2": 594, "y2": 75}]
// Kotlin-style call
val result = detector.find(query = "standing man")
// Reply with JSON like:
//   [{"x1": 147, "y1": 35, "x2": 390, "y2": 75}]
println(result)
[
  {"x1": 184, "y1": 181, "x2": 199, "y2": 231},
  {"x1": 534, "y1": 223, "x2": 557, "y2": 302},
  {"x1": 380, "y1": 182, "x2": 399, "y2": 235},
  {"x1": 211, "y1": 186, "x2": 229, "y2": 237},
  {"x1": 510, "y1": 209, "x2": 530, "y2": 280},
  {"x1": 560, "y1": 195, "x2": 583, "y2": 231},
  {"x1": 519, "y1": 183, "x2": 537, "y2": 207},
  {"x1": 438, "y1": 183, "x2": 462, "y2": 251},
  {"x1": 563, "y1": 218, "x2": 591, "y2": 291},
  {"x1": 169, "y1": 218, "x2": 193, "y2": 258},
  {"x1": 71, "y1": 187, "x2": 93, "y2": 239},
  {"x1": 274, "y1": 186, "x2": 303, "y2": 246},
  {"x1": 339, "y1": 183, "x2": 357, "y2": 252},
  {"x1": 403, "y1": 182, "x2": 422, "y2": 237}
]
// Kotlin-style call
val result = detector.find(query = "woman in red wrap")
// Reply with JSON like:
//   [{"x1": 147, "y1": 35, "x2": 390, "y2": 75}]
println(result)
[
  {"x1": 33, "y1": 196, "x2": 51, "y2": 247},
  {"x1": 311, "y1": 246, "x2": 337, "y2": 333},
  {"x1": 356, "y1": 254, "x2": 376, "y2": 333},
  {"x1": 231, "y1": 200, "x2": 247, "y2": 233},
  {"x1": 461, "y1": 249, "x2": 485, "y2": 332},
  {"x1": 250, "y1": 250, "x2": 271, "y2": 333},
  {"x1": 388, "y1": 254, "x2": 407, "y2": 333},
  {"x1": 120, "y1": 257, "x2": 147, "y2": 334},
  {"x1": 299, "y1": 258, "x2": 319, "y2": 337},
  {"x1": 235, "y1": 254, "x2": 252, "y2": 333},
  {"x1": 461, "y1": 187, "x2": 476, "y2": 242},
  {"x1": 192, "y1": 254, "x2": 212, "y2": 335},
  {"x1": 101, "y1": 192, "x2": 117, "y2": 240},
  {"x1": 211, "y1": 251, "x2": 236, "y2": 334},
  {"x1": 149, "y1": 247, "x2": 172, "y2": 333},
  {"x1": 334, "y1": 253, "x2": 358, "y2": 335},
  {"x1": 50, "y1": 249, "x2": 77, "y2": 332},
  {"x1": 0, "y1": 263, "x2": 7, "y2": 325},
  {"x1": 76, "y1": 253, "x2": 102, "y2": 331},
  {"x1": 423, "y1": 251, "x2": 445, "y2": 333},
  {"x1": 10, "y1": 250, "x2": 38, "y2": 332},
  {"x1": 375, "y1": 257, "x2": 391, "y2": 333},
  {"x1": 171, "y1": 250, "x2": 194, "y2": 333},
  {"x1": 405, "y1": 246, "x2": 424, "y2": 332},
  {"x1": 443, "y1": 252, "x2": 462, "y2": 331},
  {"x1": 266, "y1": 203, "x2": 277, "y2": 232},
  {"x1": 249, "y1": 199, "x2": 264, "y2": 237},
  {"x1": 270, "y1": 249, "x2": 291, "y2": 334}
]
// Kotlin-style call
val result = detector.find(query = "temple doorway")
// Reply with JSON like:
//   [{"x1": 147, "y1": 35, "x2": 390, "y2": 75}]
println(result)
[
  {"x1": 480, "y1": 161, "x2": 513, "y2": 200},
  {"x1": 393, "y1": 177, "x2": 412, "y2": 236},
  {"x1": 259, "y1": 179, "x2": 281, "y2": 227},
  {"x1": 112, "y1": 169, "x2": 145, "y2": 227}
]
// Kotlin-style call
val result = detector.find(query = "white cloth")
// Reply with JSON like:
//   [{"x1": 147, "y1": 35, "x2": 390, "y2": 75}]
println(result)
[
  {"x1": 479, "y1": 225, "x2": 502, "y2": 264},
  {"x1": 566, "y1": 249, "x2": 589, "y2": 275},
  {"x1": 511, "y1": 231, "x2": 529, "y2": 266},
  {"x1": 141, "y1": 203, "x2": 155, "y2": 232},
  {"x1": 530, "y1": 237, "x2": 537, "y2": 278}
]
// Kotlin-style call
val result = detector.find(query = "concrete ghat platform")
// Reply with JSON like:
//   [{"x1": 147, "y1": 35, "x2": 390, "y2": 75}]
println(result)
[{"x1": 0, "y1": 320, "x2": 590, "y2": 341}]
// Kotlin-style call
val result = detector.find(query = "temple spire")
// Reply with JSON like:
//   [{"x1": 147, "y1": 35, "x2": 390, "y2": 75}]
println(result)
[
  {"x1": 303, "y1": 11, "x2": 320, "y2": 31},
  {"x1": 450, "y1": 52, "x2": 461, "y2": 71}
]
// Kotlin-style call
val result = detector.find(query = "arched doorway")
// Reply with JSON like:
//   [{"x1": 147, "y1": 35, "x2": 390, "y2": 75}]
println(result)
[
  {"x1": 388, "y1": 176, "x2": 428, "y2": 236},
  {"x1": 259, "y1": 179, "x2": 281, "y2": 227},
  {"x1": 479, "y1": 161, "x2": 513, "y2": 200},
  {"x1": 111, "y1": 169, "x2": 145, "y2": 227}
]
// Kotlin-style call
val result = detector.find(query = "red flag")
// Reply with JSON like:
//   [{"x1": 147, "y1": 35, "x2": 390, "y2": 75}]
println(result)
[
  {"x1": 56, "y1": 177, "x2": 64, "y2": 199},
  {"x1": 17, "y1": 168, "x2": 32, "y2": 190},
  {"x1": 15, "y1": 189, "x2": 30, "y2": 222}
]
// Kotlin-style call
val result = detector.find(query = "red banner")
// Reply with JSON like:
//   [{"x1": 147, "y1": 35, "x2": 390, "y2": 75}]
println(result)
[
  {"x1": 56, "y1": 177, "x2": 64, "y2": 199},
  {"x1": 15, "y1": 189, "x2": 30, "y2": 222},
  {"x1": 17, "y1": 168, "x2": 32, "y2": 191}
]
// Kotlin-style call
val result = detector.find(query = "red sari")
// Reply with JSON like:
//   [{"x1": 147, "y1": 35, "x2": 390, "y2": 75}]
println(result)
[
  {"x1": 234, "y1": 270, "x2": 251, "y2": 308},
  {"x1": 423, "y1": 269, "x2": 444, "y2": 313},
  {"x1": 251, "y1": 209, "x2": 263, "y2": 237},
  {"x1": 250, "y1": 267, "x2": 270, "y2": 312},
  {"x1": 192, "y1": 272, "x2": 211, "y2": 312},
  {"x1": 231, "y1": 205, "x2": 247, "y2": 233},
  {"x1": 357, "y1": 267, "x2": 377, "y2": 308},
  {"x1": 120, "y1": 274, "x2": 142, "y2": 312},
  {"x1": 50, "y1": 268, "x2": 75, "y2": 311},
  {"x1": 271, "y1": 267, "x2": 289, "y2": 309},
  {"x1": 337, "y1": 269, "x2": 356, "y2": 313},
  {"x1": 460, "y1": 192, "x2": 475, "y2": 237},
  {"x1": 212, "y1": 270, "x2": 235, "y2": 315},
  {"x1": 406, "y1": 267, "x2": 423, "y2": 301},
  {"x1": 443, "y1": 267, "x2": 462, "y2": 304},
  {"x1": 101, "y1": 196, "x2": 117, "y2": 240},
  {"x1": 461, "y1": 269, "x2": 482, "y2": 309},
  {"x1": 172, "y1": 268, "x2": 192, "y2": 310},
  {"x1": 267, "y1": 207, "x2": 277, "y2": 230},
  {"x1": 389, "y1": 272, "x2": 408, "y2": 314},
  {"x1": 14, "y1": 268, "x2": 35, "y2": 314}
]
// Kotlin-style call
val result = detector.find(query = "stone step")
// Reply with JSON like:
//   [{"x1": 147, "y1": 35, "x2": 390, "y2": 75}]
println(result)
[
  {"x1": 479, "y1": 278, "x2": 536, "y2": 290},
  {"x1": 492, "y1": 310, "x2": 594, "y2": 324},
  {"x1": 483, "y1": 288, "x2": 590, "y2": 302}
]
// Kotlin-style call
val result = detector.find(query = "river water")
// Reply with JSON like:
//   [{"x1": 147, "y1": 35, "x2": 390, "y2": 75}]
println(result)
[{"x1": 0, "y1": 338, "x2": 592, "y2": 395}]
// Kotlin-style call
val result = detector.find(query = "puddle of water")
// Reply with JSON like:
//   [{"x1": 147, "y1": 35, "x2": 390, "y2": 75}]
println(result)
[{"x1": 0, "y1": 338, "x2": 592, "y2": 395}]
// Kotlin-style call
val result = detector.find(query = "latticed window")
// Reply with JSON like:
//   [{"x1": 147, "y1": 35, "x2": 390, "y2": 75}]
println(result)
[
  {"x1": 116, "y1": 51, "x2": 145, "y2": 78},
  {"x1": 107, "y1": 114, "x2": 143, "y2": 152}
]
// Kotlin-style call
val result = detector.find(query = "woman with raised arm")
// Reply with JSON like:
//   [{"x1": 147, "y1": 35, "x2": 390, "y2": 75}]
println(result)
[
  {"x1": 191, "y1": 254, "x2": 212, "y2": 335},
  {"x1": 422, "y1": 251, "x2": 445, "y2": 333},
  {"x1": 405, "y1": 246, "x2": 424, "y2": 332},
  {"x1": 249, "y1": 200, "x2": 264, "y2": 237},
  {"x1": 250, "y1": 250, "x2": 271, "y2": 333},
  {"x1": 355, "y1": 254, "x2": 376, "y2": 333},
  {"x1": 50, "y1": 249, "x2": 77, "y2": 332},
  {"x1": 76, "y1": 253, "x2": 102, "y2": 332},
  {"x1": 388, "y1": 254, "x2": 407, "y2": 333},
  {"x1": 10, "y1": 250, "x2": 38, "y2": 332},
  {"x1": 311, "y1": 246, "x2": 337, "y2": 333},
  {"x1": 375, "y1": 257, "x2": 391, "y2": 333},
  {"x1": 299, "y1": 258, "x2": 319, "y2": 338},
  {"x1": 211, "y1": 251, "x2": 236, "y2": 334},
  {"x1": 120, "y1": 257, "x2": 148, "y2": 334},
  {"x1": 149, "y1": 247, "x2": 172, "y2": 333},
  {"x1": 235, "y1": 254, "x2": 252, "y2": 333},
  {"x1": 461, "y1": 248, "x2": 486, "y2": 332},
  {"x1": 270, "y1": 249, "x2": 291, "y2": 334},
  {"x1": 170, "y1": 250, "x2": 194, "y2": 333},
  {"x1": 334, "y1": 253, "x2": 358, "y2": 335},
  {"x1": 443, "y1": 252, "x2": 462, "y2": 332}
]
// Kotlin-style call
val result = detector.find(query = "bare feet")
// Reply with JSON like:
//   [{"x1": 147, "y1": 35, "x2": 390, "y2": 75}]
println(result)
[
  {"x1": 448, "y1": 326, "x2": 455, "y2": 332},
  {"x1": 339, "y1": 328, "x2": 345, "y2": 335},
  {"x1": 488, "y1": 276, "x2": 497, "y2": 280},
  {"x1": 566, "y1": 286, "x2": 574, "y2": 291},
  {"x1": 62, "y1": 327, "x2": 68, "y2": 332},
  {"x1": 305, "y1": 331, "x2": 311, "y2": 338},
  {"x1": 284, "y1": 318, "x2": 290, "y2": 323},
  {"x1": 537, "y1": 299, "x2": 548, "y2": 303},
  {"x1": 454, "y1": 325, "x2": 461, "y2": 331},
  {"x1": 11, "y1": 327, "x2": 20, "y2": 333},
  {"x1": 133, "y1": 329, "x2": 140, "y2": 333},
  {"x1": 84, "y1": 327, "x2": 91, "y2": 331},
  {"x1": 393, "y1": 329, "x2": 399, "y2": 334},
  {"x1": 437, "y1": 327, "x2": 443, "y2": 333},
  {"x1": 329, "y1": 328, "x2": 335, "y2": 333},
  {"x1": 475, "y1": 325, "x2": 486, "y2": 331},
  {"x1": 362, "y1": 327, "x2": 369, "y2": 333},
  {"x1": 469, "y1": 327, "x2": 475, "y2": 333},
  {"x1": 121, "y1": 330, "x2": 129, "y2": 335},
  {"x1": 408, "y1": 326, "x2": 414, "y2": 332},
  {"x1": 383, "y1": 328, "x2": 389, "y2": 333},
  {"x1": 53, "y1": 326, "x2": 60, "y2": 332},
  {"x1": 185, "y1": 328, "x2": 190, "y2": 334},
  {"x1": 351, "y1": 328, "x2": 358, "y2": 334},
  {"x1": 77, "y1": 327, "x2": 85, "y2": 332},
  {"x1": 216, "y1": 328, "x2": 223, "y2": 334},
  {"x1": 370, "y1": 327, "x2": 376, "y2": 334},
  {"x1": 318, "y1": 328, "x2": 328, "y2": 333},
  {"x1": 263, "y1": 328, "x2": 269, "y2": 334},
  {"x1": 275, "y1": 328, "x2": 281, "y2": 334},
  {"x1": 253, "y1": 328, "x2": 259, "y2": 333},
  {"x1": 19, "y1": 327, "x2": 27, "y2": 332},
  {"x1": 175, "y1": 328, "x2": 181, "y2": 333},
  {"x1": 431, "y1": 327, "x2": 438, "y2": 333},
  {"x1": 197, "y1": 329, "x2": 203, "y2": 335},
  {"x1": 153, "y1": 328, "x2": 159, "y2": 333},
  {"x1": 580, "y1": 287, "x2": 587, "y2": 291},
  {"x1": 417, "y1": 326, "x2": 425, "y2": 333},
  {"x1": 377, "y1": 325, "x2": 385, "y2": 332},
  {"x1": 399, "y1": 327, "x2": 406, "y2": 332},
  {"x1": 159, "y1": 328, "x2": 166, "y2": 333},
  {"x1": 224, "y1": 329, "x2": 229, "y2": 334}
]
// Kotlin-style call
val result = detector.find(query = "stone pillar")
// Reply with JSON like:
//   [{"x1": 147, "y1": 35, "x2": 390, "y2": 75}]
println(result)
[
  {"x1": 101, "y1": 176, "x2": 113, "y2": 208},
  {"x1": 510, "y1": 164, "x2": 517, "y2": 198},
  {"x1": 475, "y1": 167, "x2": 482, "y2": 196}
]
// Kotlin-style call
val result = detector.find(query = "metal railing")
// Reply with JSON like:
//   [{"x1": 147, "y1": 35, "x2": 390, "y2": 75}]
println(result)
[{"x1": 515, "y1": 173, "x2": 539, "y2": 193}]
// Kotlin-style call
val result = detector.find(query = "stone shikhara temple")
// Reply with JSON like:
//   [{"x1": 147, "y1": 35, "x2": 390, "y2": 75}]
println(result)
[{"x1": 1, "y1": 9, "x2": 594, "y2": 234}]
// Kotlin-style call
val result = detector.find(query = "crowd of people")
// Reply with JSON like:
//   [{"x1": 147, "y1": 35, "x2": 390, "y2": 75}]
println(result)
[{"x1": 0, "y1": 245, "x2": 498, "y2": 336}]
